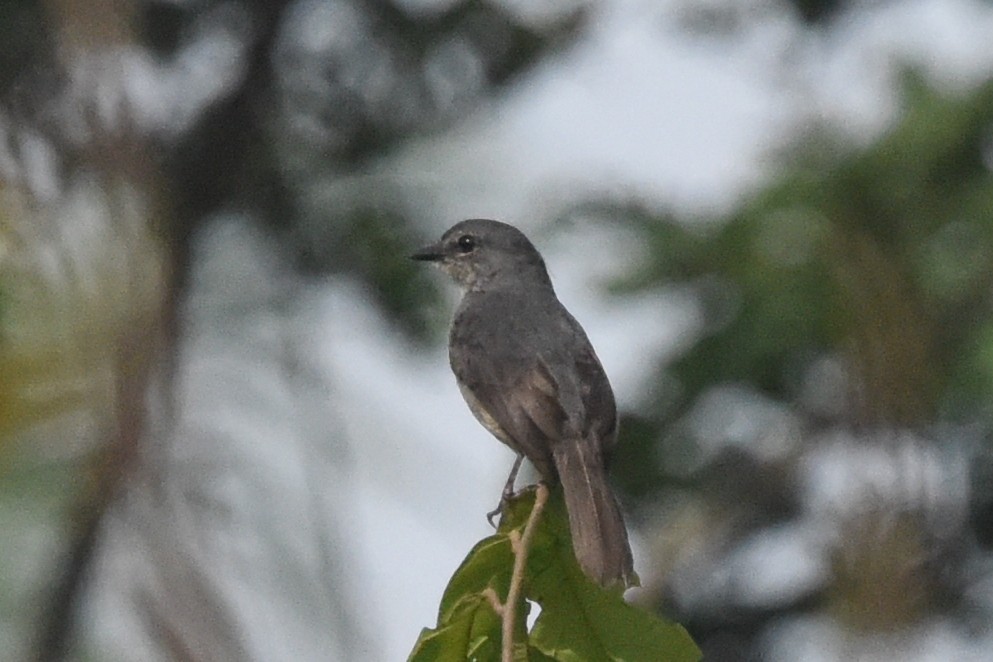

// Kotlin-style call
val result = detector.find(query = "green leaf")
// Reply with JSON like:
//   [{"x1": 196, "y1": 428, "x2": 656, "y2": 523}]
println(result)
[
  {"x1": 410, "y1": 488, "x2": 699, "y2": 661},
  {"x1": 409, "y1": 501, "x2": 527, "y2": 661},
  {"x1": 437, "y1": 536, "x2": 514, "y2": 621},
  {"x1": 408, "y1": 592, "x2": 502, "y2": 662},
  {"x1": 527, "y1": 646, "x2": 560, "y2": 662},
  {"x1": 526, "y1": 492, "x2": 700, "y2": 662},
  {"x1": 531, "y1": 578, "x2": 699, "y2": 662}
]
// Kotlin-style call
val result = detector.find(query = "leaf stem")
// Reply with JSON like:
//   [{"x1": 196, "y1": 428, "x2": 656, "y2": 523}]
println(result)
[{"x1": 499, "y1": 483, "x2": 549, "y2": 662}]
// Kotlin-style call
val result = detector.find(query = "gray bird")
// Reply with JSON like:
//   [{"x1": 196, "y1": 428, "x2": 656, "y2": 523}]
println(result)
[{"x1": 412, "y1": 219, "x2": 634, "y2": 588}]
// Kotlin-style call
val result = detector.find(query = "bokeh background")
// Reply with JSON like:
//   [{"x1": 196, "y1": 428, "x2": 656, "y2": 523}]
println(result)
[{"x1": 3, "y1": 0, "x2": 993, "y2": 660}]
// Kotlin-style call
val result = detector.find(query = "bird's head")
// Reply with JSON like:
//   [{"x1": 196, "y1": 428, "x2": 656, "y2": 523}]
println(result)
[{"x1": 411, "y1": 219, "x2": 552, "y2": 292}]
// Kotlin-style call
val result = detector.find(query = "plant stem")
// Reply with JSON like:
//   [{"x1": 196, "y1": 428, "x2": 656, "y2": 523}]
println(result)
[{"x1": 500, "y1": 483, "x2": 549, "y2": 662}]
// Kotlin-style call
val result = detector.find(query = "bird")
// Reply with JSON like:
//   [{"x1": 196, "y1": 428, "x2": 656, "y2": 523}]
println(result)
[{"x1": 411, "y1": 218, "x2": 634, "y2": 588}]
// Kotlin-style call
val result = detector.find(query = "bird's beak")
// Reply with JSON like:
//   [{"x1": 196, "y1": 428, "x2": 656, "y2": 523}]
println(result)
[{"x1": 410, "y1": 242, "x2": 445, "y2": 261}]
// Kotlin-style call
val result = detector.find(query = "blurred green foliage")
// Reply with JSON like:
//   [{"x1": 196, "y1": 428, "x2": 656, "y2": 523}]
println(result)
[
  {"x1": 597, "y1": 70, "x2": 993, "y2": 433},
  {"x1": 295, "y1": 205, "x2": 447, "y2": 343},
  {"x1": 572, "y1": 69, "x2": 993, "y2": 659}
]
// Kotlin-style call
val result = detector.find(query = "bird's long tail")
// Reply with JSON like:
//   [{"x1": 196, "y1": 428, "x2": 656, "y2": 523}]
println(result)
[{"x1": 552, "y1": 438, "x2": 634, "y2": 588}]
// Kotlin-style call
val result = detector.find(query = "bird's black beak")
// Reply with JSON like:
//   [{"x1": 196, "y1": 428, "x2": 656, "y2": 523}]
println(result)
[{"x1": 410, "y1": 242, "x2": 445, "y2": 261}]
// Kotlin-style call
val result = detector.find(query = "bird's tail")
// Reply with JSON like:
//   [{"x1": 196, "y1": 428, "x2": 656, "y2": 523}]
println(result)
[{"x1": 552, "y1": 438, "x2": 634, "y2": 588}]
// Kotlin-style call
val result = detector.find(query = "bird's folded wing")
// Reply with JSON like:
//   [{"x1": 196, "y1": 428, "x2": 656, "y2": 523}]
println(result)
[{"x1": 510, "y1": 358, "x2": 573, "y2": 442}]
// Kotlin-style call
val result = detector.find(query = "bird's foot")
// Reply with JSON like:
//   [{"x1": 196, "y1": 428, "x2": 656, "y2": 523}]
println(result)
[{"x1": 486, "y1": 502, "x2": 504, "y2": 528}]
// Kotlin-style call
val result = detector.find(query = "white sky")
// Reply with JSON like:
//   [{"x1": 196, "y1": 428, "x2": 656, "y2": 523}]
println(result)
[{"x1": 317, "y1": 1, "x2": 993, "y2": 659}]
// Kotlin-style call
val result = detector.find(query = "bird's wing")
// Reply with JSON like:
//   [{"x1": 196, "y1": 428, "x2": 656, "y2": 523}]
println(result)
[
  {"x1": 569, "y1": 340, "x2": 618, "y2": 456},
  {"x1": 451, "y1": 337, "x2": 567, "y2": 477},
  {"x1": 511, "y1": 358, "x2": 573, "y2": 442},
  {"x1": 450, "y1": 295, "x2": 616, "y2": 469}
]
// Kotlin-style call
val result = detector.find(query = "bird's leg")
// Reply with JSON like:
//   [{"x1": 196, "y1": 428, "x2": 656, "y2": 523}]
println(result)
[
  {"x1": 487, "y1": 453, "x2": 525, "y2": 528},
  {"x1": 501, "y1": 453, "x2": 525, "y2": 500}
]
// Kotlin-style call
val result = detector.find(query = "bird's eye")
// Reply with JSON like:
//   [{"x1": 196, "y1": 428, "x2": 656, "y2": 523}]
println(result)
[{"x1": 456, "y1": 234, "x2": 476, "y2": 253}]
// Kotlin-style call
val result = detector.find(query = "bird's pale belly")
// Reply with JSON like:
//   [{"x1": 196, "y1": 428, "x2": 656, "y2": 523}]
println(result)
[{"x1": 457, "y1": 381, "x2": 517, "y2": 450}]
